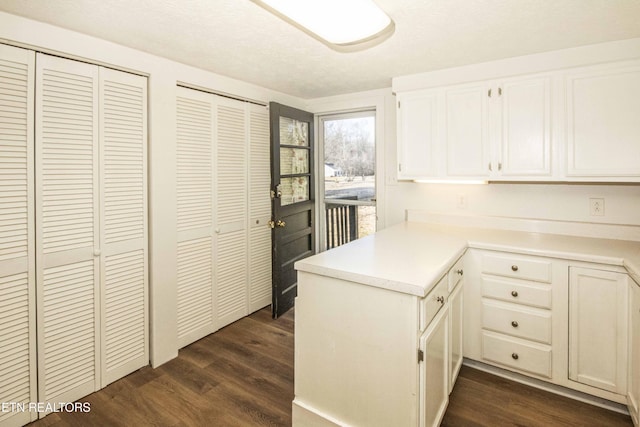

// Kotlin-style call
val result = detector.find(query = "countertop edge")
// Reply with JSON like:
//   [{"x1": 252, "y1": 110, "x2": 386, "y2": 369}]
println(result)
[{"x1": 295, "y1": 223, "x2": 640, "y2": 297}]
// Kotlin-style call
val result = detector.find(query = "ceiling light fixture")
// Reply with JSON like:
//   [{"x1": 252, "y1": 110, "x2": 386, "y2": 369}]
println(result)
[{"x1": 253, "y1": 0, "x2": 395, "y2": 51}]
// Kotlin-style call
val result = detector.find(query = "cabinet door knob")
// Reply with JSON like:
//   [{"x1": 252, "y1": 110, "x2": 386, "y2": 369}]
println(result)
[
  {"x1": 512, "y1": 353, "x2": 519, "y2": 360},
  {"x1": 511, "y1": 265, "x2": 519, "y2": 272},
  {"x1": 456, "y1": 269, "x2": 463, "y2": 276},
  {"x1": 511, "y1": 321, "x2": 519, "y2": 328},
  {"x1": 436, "y1": 296, "x2": 445, "y2": 304},
  {"x1": 511, "y1": 291, "x2": 518, "y2": 297}
]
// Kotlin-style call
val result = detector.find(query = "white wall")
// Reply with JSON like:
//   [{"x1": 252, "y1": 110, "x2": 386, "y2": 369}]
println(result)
[
  {"x1": 0, "y1": 11, "x2": 306, "y2": 367},
  {"x1": 386, "y1": 181, "x2": 640, "y2": 228}
]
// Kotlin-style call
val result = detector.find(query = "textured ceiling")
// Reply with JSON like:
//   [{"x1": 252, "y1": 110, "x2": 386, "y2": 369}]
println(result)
[{"x1": 1, "y1": 0, "x2": 640, "y2": 99}]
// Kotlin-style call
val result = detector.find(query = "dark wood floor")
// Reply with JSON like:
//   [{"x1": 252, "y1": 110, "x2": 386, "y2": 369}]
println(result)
[
  {"x1": 28, "y1": 306, "x2": 632, "y2": 427},
  {"x1": 443, "y1": 367, "x2": 632, "y2": 427}
]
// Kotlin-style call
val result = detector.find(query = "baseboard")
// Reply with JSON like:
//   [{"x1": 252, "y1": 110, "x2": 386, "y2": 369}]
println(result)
[{"x1": 292, "y1": 399, "x2": 343, "y2": 427}]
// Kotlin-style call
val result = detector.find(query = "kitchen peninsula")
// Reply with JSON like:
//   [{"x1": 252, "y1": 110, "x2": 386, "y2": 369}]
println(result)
[{"x1": 292, "y1": 216, "x2": 640, "y2": 427}]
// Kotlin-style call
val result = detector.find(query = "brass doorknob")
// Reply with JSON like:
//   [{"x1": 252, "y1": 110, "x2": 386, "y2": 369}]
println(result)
[{"x1": 276, "y1": 220, "x2": 286, "y2": 228}]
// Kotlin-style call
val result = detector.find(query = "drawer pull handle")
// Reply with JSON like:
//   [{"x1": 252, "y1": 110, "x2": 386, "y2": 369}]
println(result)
[
  {"x1": 511, "y1": 321, "x2": 519, "y2": 328},
  {"x1": 456, "y1": 269, "x2": 463, "y2": 276},
  {"x1": 511, "y1": 265, "x2": 519, "y2": 272},
  {"x1": 512, "y1": 353, "x2": 519, "y2": 360},
  {"x1": 511, "y1": 290, "x2": 518, "y2": 297},
  {"x1": 436, "y1": 296, "x2": 445, "y2": 304}
]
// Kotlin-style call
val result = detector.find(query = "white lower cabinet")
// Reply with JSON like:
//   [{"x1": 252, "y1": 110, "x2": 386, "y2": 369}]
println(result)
[
  {"x1": 420, "y1": 306, "x2": 449, "y2": 427},
  {"x1": 448, "y1": 281, "x2": 463, "y2": 391},
  {"x1": 569, "y1": 267, "x2": 628, "y2": 395},
  {"x1": 629, "y1": 278, "x2": 640, "y2": 426},
  {"x1": 465, "y1": 250, "x2": 561, "y2": 381},
  {"x1": 293, "y1": 255, "x2": 464, "y2": 427},
  {"x1": 465, "y1": 249, "x2": 634, "y2": 408}
]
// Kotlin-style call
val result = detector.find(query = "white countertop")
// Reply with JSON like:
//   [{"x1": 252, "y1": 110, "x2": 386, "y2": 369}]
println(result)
[{"x1": 294, "y1": 221, "x2": 640, "y2": 297}]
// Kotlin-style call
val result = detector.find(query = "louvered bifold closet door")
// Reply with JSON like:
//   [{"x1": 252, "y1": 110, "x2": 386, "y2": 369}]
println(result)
[
  {"x1": 176, "y1": 87, "x2": 215, "y2": 348},
  {"x1": 214, "y1": 96, "x2": 249, "y2": 328},
  {"x1": 247, "y1": 104, "x2": 271, "y2": 312},
  {"x1": 99, "y1": 68, "x2": 148, "y2": 386},
  {"x1": 35, "y1": 54, "x2": 100, "y2": 407},
  {"x1": 0, "y1": 44, "x2": 37, "y2": 427}
]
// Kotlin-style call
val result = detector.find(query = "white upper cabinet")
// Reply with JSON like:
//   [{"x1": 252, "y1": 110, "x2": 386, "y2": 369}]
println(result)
[
  {"x1": 565, "y1": 62, "x2": 640, "y2": 180},
  {"x1": 445, "y1": 83, "x2": 490, "y2": 177},
  {"x1": 393, "y1": 41, "x2": 640, "y2": 182},
  {"x1": 445, "y1": 75, "x2": 552, "y2": 180},
  {"x1": 396, "y1": 89, "x2": 438, "y2": 179},
  {"x1": 499, "y1": 76, "x2": 552, "y2": 177},
  {"x1": 396, "y1": 74, "x2": 553, "y2": 181}
]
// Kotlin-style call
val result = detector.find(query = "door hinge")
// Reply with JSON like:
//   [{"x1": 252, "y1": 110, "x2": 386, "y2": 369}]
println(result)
[
  {"x1": 398, "y1": 163, "x2": 402, "y2": 172},
  {"x1": 488, "y1": 88, "x2": 492, "y2": 98},
  {"x1": 498, "y1": 87, "x2": 502, "y2": 96},
  {"x1": 418, "y1": 349, "x2": 424, "y2": 363},
  {"x1": 398, "y1": 101, "x2": 401, "y2": 108}
]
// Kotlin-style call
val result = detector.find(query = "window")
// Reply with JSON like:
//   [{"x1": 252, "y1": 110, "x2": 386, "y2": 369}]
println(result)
[{"x1": 320, "y1": 111, "x2": 376, "y2": 250}]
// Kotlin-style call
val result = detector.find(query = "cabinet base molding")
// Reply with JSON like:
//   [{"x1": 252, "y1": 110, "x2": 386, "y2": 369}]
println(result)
[
  {"x1": 462, "y1": 359, "x2": 629, "y2": 415},
  {"x1": 292, "y1": 399, "x2": 343, "y2": 427}
]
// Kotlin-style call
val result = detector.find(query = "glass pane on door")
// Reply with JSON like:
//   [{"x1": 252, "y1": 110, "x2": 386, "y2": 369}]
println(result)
[
  {"x1": 279, "y1": 116, "x2": 312, "y2": 207},
  {"x1": 280, "y1": 176, "x2": 309, "y2": 206},
  {"x1": 280, "y1": 148, "x2": 309, "y2": 175},
  {"x1": 280, "y1": 117, "x2": 309, "y2": 146}
]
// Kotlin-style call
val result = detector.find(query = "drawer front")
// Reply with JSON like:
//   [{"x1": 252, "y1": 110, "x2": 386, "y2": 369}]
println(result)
[
  {"x1": 482, "y1": 253, "x2": 552, "y2": 283},
  {"x1": 482, "y1": 300, "x2": 551, "y2": 344},
  {"x1": 482, "y1": 276, "x2": 552, "y2": 309},
  {"x1": 420, "y1": 276, "x2": 448, "y2": 331},
  {"x1": 448, "y1": 257, "x2": 464, "y2": 292},
  {"x1": 482, "y1": 331, "x2": 552, "y2": 378}
]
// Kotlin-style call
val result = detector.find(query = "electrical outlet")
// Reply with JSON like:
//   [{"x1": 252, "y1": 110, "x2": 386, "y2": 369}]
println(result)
[
  {"x1": 457, "y1": 194, "x2": 467, "y2": 209},
  {"x1": 589, "y1": 198, "x2": 605, "y2": 216}
]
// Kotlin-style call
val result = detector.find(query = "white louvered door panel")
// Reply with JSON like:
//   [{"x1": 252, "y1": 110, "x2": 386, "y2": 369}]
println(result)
[
  {"x1": 99, "y1": 68, "x2": 148, "y2": 386},
  {"x1": 176, "y1": 87, "x2": 215, "y2": 347},
  {"x1": 248, "y1": 104, "x2": 271, "y2": 312},
  {"x1": 214, "y1": 96, "x2": 248, "y2": 328},
  {"x1": 0, "y1": 44, "x2": 36, "y2": 427},
  {"x1": 35, "y1": 53, "x2": 99, "y2": 408}
]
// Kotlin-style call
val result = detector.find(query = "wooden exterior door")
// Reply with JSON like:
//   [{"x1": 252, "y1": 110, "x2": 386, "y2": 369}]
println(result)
[{"x1": 270, "y1": 103, "x2": 315, "y2": 318}]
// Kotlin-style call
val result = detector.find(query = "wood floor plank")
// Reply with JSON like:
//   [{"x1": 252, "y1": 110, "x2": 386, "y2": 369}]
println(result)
[
  {"x1": 26, "y1": 306, "x2": 631, "y2": 427},
  {"x1": 442, "y1": 366, "x2": 633, "y2": 427}
]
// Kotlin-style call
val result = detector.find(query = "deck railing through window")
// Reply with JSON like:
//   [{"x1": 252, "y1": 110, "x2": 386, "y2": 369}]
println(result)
[{"x1": 325, "y1": 197, "x2": 358, "y2": 249}]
